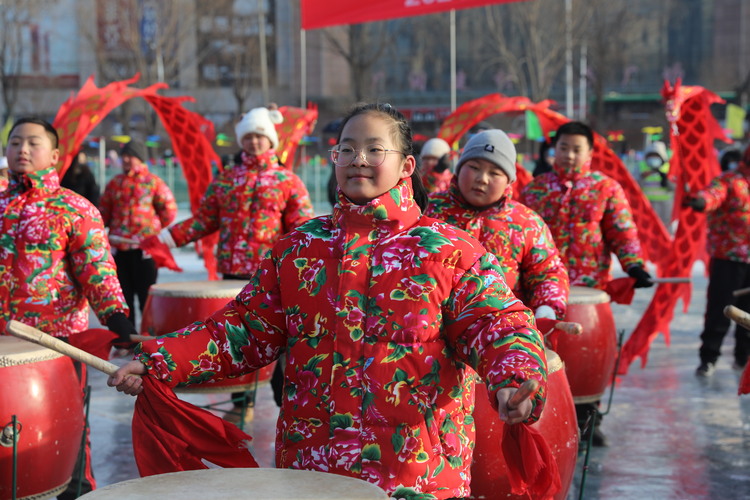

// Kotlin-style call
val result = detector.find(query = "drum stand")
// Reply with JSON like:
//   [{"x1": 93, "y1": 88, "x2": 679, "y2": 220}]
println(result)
[
  {"x1": 2, "y1": 415, "x2": 20, "y2": 500},
  {"x1": 179, "y1": 370, "x2": 263, "y2": 432},
  {"x1": 2, "y1": 386, "x2": 91, "y2": 500},
  {"x1": 70, "y1": 385, "x2": 93, "y2": 498},
  {"x1": 576, "y1": 328, "x2": 626, "y2": 500}
]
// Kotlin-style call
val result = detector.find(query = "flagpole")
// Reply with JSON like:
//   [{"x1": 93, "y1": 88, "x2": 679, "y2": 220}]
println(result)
[
  {"x1": 300, "y1": 29, "x2": 307, "y2": 108},
  {"x1": 98, "y1": 137, "x2": 106, "y2": 194},
  {"x1": 450, "y1": 9, "x2": 456, "y2": 112},
  {"x1": 565, "y1": 0, "x2": 573, "y2": 118},
  {"x1": 258, "y1": 0, "x2": 270, "y2": 103}
]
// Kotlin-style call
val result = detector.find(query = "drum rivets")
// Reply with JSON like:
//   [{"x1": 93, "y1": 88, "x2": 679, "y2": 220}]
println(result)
[{"x1": 1, "y1": 421, "x2": 22, "y2": 447}]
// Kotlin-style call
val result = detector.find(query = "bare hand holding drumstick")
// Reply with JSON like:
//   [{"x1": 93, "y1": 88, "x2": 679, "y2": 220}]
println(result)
[
  {"x1": 496, "y1": 379, "x2": 539, "y2": 425},
  {"x1": 108, "y1": 360, "x2": 148, "y2": 396}
]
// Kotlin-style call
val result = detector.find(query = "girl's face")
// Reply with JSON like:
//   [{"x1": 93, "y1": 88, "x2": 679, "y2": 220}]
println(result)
[
  {"x1": 7, "y1": 123, "x2": 59, "y2": 174},
  {"x1": 241, "y1": 133, "x2": 273, "y2": 156},
  {"x1": 334, "y1": 113, "x2": 415, "y2": 205},
  {"x1": 457, "y1": 158, "x2": 509, "y2": 209}
]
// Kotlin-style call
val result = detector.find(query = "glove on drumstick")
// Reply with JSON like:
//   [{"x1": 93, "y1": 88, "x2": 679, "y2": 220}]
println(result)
[{"x1": 107, "y1": 312, "x2": 139, "y2": 348}]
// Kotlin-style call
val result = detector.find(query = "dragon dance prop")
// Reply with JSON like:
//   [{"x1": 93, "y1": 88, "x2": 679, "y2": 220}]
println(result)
[
  {"x1": 52, "y1": 76, "x2": 316, "y2": 279},
  {"x1": 619, "y1": 80, "x2": 728, "y2": 372}
]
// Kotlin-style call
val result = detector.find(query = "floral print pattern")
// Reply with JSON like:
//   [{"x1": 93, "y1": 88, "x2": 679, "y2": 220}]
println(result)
[
  {"x1": 521, "y1": 169, "x2": 644, "y2": 288},
  {"x1": 427, "y1": 181, "x2": 569, "y2": 318},
  {"x1": 136, "y1": 178, "x2": 547, "y2": 499},
  {"x1": 697, "y1": 165, "x2": 750, "y2": 262},
  {"x1": 423, "y1": 169, "x2": 453, "y2": 194},
  {"x1": 167, "y1": 150, "x2": 314, "y2": 276},
  {"x1": 0, "y1": 167, "x2": 128, "y2": 337},
  {"x1": 99, "y1": 161, "x2": 177, "y2": 250}
]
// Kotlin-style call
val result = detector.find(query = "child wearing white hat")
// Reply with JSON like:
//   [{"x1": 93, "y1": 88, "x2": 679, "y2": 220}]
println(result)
[{"x1": 142, "y1": 105, "x2": 314, "y2": 424}]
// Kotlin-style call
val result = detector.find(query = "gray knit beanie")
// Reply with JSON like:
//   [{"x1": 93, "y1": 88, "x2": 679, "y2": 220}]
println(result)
[{"x1": 457, "y1": 129, "x2": 517, "y2": 182}]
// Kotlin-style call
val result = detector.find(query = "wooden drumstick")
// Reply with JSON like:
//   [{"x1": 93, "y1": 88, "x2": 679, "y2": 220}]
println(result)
[
  {"x1": 724, "y1": 305, "x2": 750, "y2": 330},
  {"x1": 649, "y1": 277, "x2": 691, "y2": 284},
  {"x1": 732, "y1": 287, "x2": 750, "y2": 298},
  {"x1": 507, "y1": 379, "x2": 540, "y2": 409},
  {"x1": 130, "y1": 334, "x2": 155, "y2": 343},
  {"x1": 7, "y1": 320, "x2": 119, "y2": 376},
  {"x1": 553, "y1": 321, "x2": 583, "y2": 336}
]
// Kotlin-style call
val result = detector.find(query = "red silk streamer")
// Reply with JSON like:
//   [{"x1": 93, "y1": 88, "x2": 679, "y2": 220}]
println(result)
[
  {"x1": 512, "y1": 163, "x2": 533, "y2": 199},
  {"x1": 140, "y1": 236, "x2": 183, "y2": 272},
  {"x1": 276, "y1": 104, "x2": 319, "y2": 169},
  {"x1": 740, "y1": 364, "x2": 750, "y2": 395},
  {"x1": 133, "y1": 376, "x2": 258, "y2": 476},
  {"x1": 604, "y1": 277, "x2": 637, "y2": 306},
  {"x1": 619, "y1": 81, "x2": 728, "y2": 373},
  {"x1": 501, "y1": 423, "x2": 561, "y2": 499},
  {"x1": 52, "y1": 75, "x2": 222, "y2": 279},
  {"x1": 67, "y1": 328, "x2": 118, "y2": 360}
]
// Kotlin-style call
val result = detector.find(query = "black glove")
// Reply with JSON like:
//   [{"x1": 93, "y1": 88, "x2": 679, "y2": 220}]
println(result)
[
  {"x1": 627, "y1": 266, "x2": 654, "y2": 289},
  {"x1": 682, "y1": 195, "x2": 706, "y2": 212},
  {"x1": 106, "y1": 312, "x2": 138, "y2": 348},
  {"x1": 433, "y1": 153, "x2": 454, "y2": 173}
]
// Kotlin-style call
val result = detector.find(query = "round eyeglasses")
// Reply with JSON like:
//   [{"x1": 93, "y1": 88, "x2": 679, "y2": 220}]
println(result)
[{"x1": 329, "y1": 144, "x2": 405, "y2": 167}]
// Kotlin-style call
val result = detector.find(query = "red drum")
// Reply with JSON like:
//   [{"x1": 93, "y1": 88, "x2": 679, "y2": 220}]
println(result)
[
  {"x1": 555, "y1": 286, "x2": 618, "y2": 403},
  {"x1": 470, "y1": 350, "x2": 578, "y2": 500},
  {"x1": 0, "y1": 337, "x2": 84, "y2": 500},
  {"x1": 141, "y1": 280, "x2": 274, "y2": 392}
]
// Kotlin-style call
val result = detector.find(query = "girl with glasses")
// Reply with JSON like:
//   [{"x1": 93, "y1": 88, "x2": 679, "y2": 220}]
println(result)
[{"x1": 110, "y1": 103, "x2": 547, "y2": 500}]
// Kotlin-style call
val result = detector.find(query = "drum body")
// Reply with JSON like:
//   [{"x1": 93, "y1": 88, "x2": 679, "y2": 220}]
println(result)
[
  {"x1": 555, "y1": 286, "x2": 618, "y2": 403},
  {"x1": 470, "y1": 350, "x2": 578, "y2": 500},
  {"x1": 78, "y1": 468, "x2": 389, "y2": 499},
  {"x1": 0, "y1": 337, "x2": 84, "y2": 500},
  {"x1": 141, "y1": 280, "x2": 274, "y2": 391}
]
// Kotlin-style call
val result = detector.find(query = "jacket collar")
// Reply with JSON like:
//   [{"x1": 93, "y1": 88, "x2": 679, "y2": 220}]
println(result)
[
  {"x1": 9, "y1": 166, "x2": 60, "y2": 192},
  {"x1": 240, "y1": 149, "x2": 280, "y2": 171},
  {"x1": 333, "y1": 177, "x2": 421, "y2": 232},
  {"x1": 126, "y1": 161, "x2": 149, "y2": 177}
]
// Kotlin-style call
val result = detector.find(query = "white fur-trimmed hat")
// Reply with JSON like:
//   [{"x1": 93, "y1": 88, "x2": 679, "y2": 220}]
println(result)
[
  {"x1": 420, "y1": 138, "x2": 451, "y2": 159},
  {"x1": 235, "y1": 107, "x2": 284, "y2": 149}
]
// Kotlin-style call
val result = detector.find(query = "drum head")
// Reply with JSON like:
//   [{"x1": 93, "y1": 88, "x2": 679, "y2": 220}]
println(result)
[
  {"x1": 79, "y1": 468, "x2": 389, "y2": 499},
  {"x1": 568, "y1": 285, "x2": 611, "y2": 305},
  {"x1": 0, "y1": 336, "x2": 63, "y2": 366},
  {"x1": 147, "y1": 280, "x2": 246, "y2": 299}
]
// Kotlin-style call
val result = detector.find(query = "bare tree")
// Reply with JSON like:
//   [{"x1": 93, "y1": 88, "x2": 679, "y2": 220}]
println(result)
[
  {"x1": 480, "y1": 0, "x2": 583, "y2": 101},
  {"x1": 0, "y1": 0, "x2": 58, "y2": 124},
  {"x1": 323, "y1": 23, "x2": 391, "y2": 101}
]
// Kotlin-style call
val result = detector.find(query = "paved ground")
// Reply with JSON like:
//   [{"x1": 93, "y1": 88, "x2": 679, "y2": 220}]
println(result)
[{"x1": 71, "y1": 243, "x2": 750, "y2": 499}]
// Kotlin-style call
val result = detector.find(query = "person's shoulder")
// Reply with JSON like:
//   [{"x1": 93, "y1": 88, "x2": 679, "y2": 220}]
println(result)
[
  {"x1": 416, "y1": 215, "x2": 486, "y2": 253},
  {"x1": 54, "y1": 187, "x2": 102, "y2": 217}
]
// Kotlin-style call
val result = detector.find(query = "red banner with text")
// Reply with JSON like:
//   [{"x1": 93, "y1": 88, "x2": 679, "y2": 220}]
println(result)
[{"x1": 301, "y1": 0, "x2": 527, "y2": 30}]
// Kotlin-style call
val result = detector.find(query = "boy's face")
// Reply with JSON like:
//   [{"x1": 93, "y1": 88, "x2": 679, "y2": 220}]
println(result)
[
  {"x1": 555, "y1": 133, "x2": 592, "y2": 173},
  {"x1": 457, "y1": 158, "x2": 509, "y2": 209},
  {"x1": 7, "y1": 123, "x2": 59, "y2": 174}
]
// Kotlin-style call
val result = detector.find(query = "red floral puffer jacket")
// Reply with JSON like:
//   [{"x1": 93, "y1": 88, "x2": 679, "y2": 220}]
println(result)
[
  {"x1": 0, "y1": 168, "x2": 128, "y2": 337},
  {"x1": 698, "y1": 164, "x2": 750, "y2": 263},
  {"x1": 99, "y1": 161, "x2": 177, "y2": 251},
  {"x1": 167, "y1": 150, "x2": 314, "y2": 276},
  {"x1": 521, "y1": 167, "x2": 644, "y2": 288},
  {"x1": 136, "y1": 178, "x2": 547, "y2": 499},
  {"x1": 426, "y1": 181, "x2": 569, "y2": 319}
]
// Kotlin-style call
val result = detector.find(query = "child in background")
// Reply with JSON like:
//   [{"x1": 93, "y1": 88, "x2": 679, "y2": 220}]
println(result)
[
  {"x1": 419, "y1": 137, "x2": 454, "y2": 193},
  {"x1": 111, "y1": 103, "x2": 547, "y2": 499},
  {"x1": 142, "y1": 105, "x2": 314, "y2": 423},
  {"x1": 426, "y1": 129, "x2": 568, "y2": 323}
]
